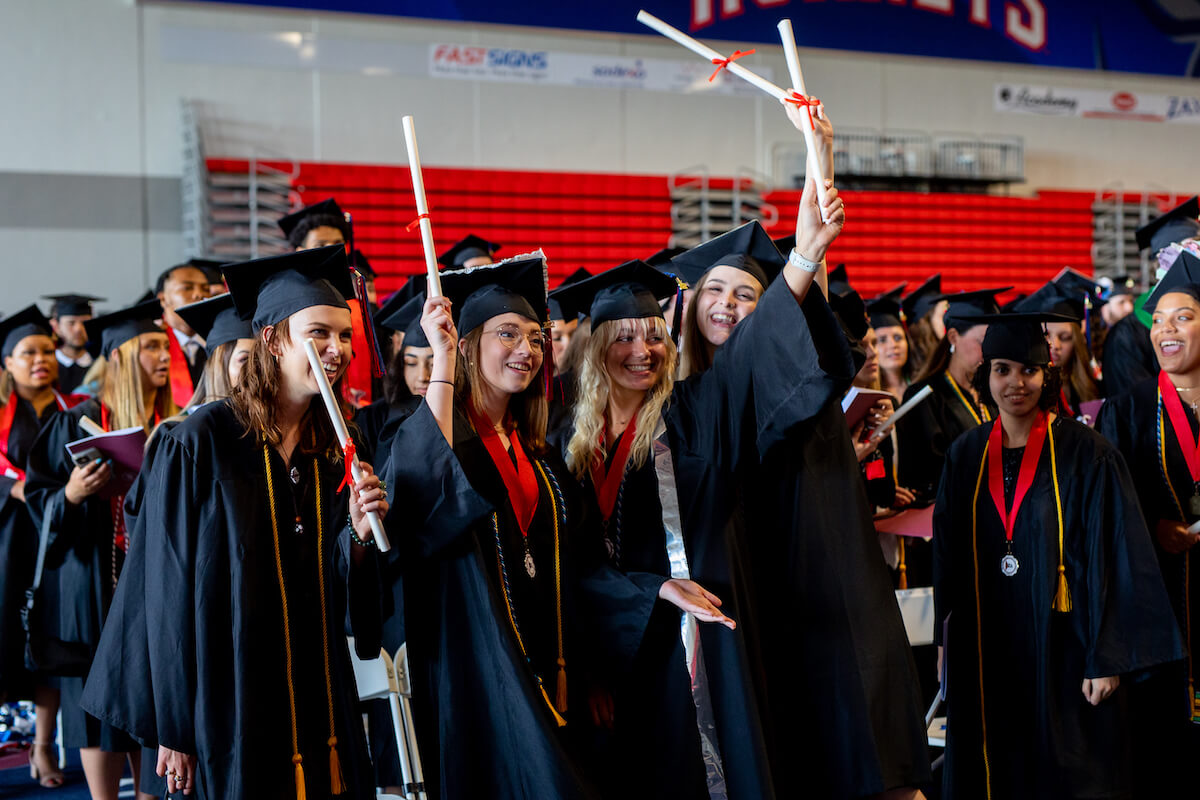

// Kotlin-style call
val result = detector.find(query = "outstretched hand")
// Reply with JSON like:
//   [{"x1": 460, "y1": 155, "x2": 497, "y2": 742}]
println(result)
[{"x1": 659, "y1": 578, "x2": 736, "y2": 630}]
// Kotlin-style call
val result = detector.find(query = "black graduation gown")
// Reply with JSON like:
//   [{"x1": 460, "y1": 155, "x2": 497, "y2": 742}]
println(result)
[
  {"x1": 1100, "y1": 315, "x2": 1156, "y2": 399},
  {"x1": 24, "y1": 398, "x2": 138, "y2": 751},
  {"x1": 56, "y1": 360, "x2": 90, "y2": 396},
  {"x1": 549, "y1": 428, "x2": 707, "y2": 800},
  {"x1": 1096, "y1": 378, "x2": 1200, "y2": 795},
  {"x1": 0, "y1": 396, "x2": 64, "y2": 698},
  {"x1": 383, "y1": 403, "x2": 599, "y2": 800},
  {"x1": 898, "y1": 370, "x2": 994, "y2": 503},
  {"x1": 77, "y1": 400, "x2": 382, "y2": 800},
  {"x1": 933, "y1": 417, "x2": 1184, "y2": 800},
  {"x1": 671, "y1": 280, "x2": 930, "y2": 798}
]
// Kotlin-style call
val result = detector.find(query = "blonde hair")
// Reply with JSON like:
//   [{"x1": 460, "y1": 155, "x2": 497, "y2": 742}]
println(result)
[
  {"x1": 99, "y1": 337, "x2": 178, "y2": 431},
  {"x1": 457, "y1": 326, "x2": 549, "y2": 455},
  {"x1": 150, "y1": 340, "x2": 244, "y2": 449},
  {"x1": 565, "y1": 316, "x2": 676, "y2": 481},
  {"x1": 1062, "y1": 324, "x2": 1099, "y2": 404}
]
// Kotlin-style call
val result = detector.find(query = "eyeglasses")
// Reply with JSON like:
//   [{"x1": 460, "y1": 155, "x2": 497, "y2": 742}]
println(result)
[{"x1": 482, "y1": 324, "x2": 546, "y2": 354}]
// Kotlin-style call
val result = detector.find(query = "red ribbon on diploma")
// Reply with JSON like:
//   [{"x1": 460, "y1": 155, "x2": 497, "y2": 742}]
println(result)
[
  {"x1": 338, "y1": 439, "x2": 357, "y2": 494},
  {"x1": 405, "y1": 213, "x2": 430, "y2": 232},
  {"x1": 786, "y1": 91, "x2": 822, "y2": 127},
  {"x1": 709, "y1": 49, "x2": 755, "y2": 82}
]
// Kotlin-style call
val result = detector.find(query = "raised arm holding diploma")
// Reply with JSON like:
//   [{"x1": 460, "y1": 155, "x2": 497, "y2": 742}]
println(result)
[{"x1": 402, "y1": 115, "x2": 443, "y2": 299}]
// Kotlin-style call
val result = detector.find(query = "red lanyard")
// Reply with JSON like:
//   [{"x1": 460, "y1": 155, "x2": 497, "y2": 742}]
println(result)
[
  {"x1": 165, "y1": 327, "x2": 196, "y2": 409},
  {"x1": 1159, "y1": 370, "x2": 1200, "y2": 484},
  {"x1": 0, "y1": 391, "x2": 69, "y2": 480},
  {"x1": 469, "y1": 406, "x2": 539, "y2": 537},
  {"x1": 590, "y1": 414, "x2": 638, "y2": 521},
  {"x1": 987, "y1": 411, "x2": 1049, "y2": 545},
  {"x1": 1059, "y1": 388, "x2": 1075, "y2": 418}
]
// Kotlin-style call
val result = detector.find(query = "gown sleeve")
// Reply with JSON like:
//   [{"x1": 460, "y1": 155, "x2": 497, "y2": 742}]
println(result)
[
  {"x1": 674, "y1": 279, "x2": 855, "y2": 471},
  {"x1": 24, "y1": 409, "x2": 88, "y2": 567},
  {"x1": 382, "y1": 402, "x2": 493, "y2": 558},
  {"x1": 1078, "y1": 443, "x2": 1185, "y2": 678}
]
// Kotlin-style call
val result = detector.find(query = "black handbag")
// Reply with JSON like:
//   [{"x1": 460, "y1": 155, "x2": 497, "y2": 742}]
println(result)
[{"x1": 20, "y1": 494, "x2": 91, "y2": 676}]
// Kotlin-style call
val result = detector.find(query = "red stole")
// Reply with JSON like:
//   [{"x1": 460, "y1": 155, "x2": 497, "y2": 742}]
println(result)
[
  {"x1": 0, "y1": 390, "x2": 76, "y2": 480},
  {"x1": 165, "y1": 326, "x2": 196, "y2": 408},
  {"x1": 590, "y1": 414, "x2": 638, "y2": 521},
  {"x1": 342, "y1": 298, "x2": 372, "y2": 408},
  {"x1": 469, "y1": 406, "x2": 539, "y2": 536}
]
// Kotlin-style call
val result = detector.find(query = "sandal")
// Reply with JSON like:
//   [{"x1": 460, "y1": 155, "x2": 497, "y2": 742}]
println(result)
[{"x1": 29, "y1": 741, "x2": 65, "y2": 789}]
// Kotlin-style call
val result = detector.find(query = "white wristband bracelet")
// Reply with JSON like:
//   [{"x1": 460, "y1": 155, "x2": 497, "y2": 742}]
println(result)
[{"x1": 788, "y1": 248, "x2": 821, "y2": 273}]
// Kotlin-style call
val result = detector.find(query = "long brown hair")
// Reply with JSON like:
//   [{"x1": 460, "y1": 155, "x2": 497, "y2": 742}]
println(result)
[
  {"x1": 457, "y1": 326, "x2": 549, "y2": 455},
  {"x1": 229, "y1": 318, "x2": 346, "y2": 460},
  {"x1": 677, "y1": 266, "x2": 767, "y2": 379},
  {"x1": 557, "y1": 317, "x2": 592, "y2": 377},
  {"x1": 907, "y1": 313, "x2": 942, "y2": 378},
  {"x1": 566, "y1": 317, "x2": 676, "y2": 480},
  {"x1": 913, "y1": 334, "x2": 952, "y2": 385},
  {"x1": 1061, "y1": 325, "x2": 1099, "y2": 404},
  {"x1": 100, "y1": 337, "x2": 178, "y2": 431}
]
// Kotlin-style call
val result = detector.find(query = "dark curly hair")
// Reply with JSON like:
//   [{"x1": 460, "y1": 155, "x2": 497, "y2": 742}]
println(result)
[
  {"x1": 973, "y1": 359, "x2": 1063, "y2": 414},
  {"x1": 287, "y1": 213, "x2": 350, "y2": 249}
]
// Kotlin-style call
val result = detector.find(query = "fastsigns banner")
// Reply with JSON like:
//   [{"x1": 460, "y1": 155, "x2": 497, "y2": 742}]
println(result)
[{"x1": 995, "y1": 84, "x2": 1200, "y2": 125}]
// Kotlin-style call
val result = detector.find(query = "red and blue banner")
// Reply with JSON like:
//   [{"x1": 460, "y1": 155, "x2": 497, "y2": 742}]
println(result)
[{"x1": 166, "y1": 1, "x2": 1200, "y2": 78}]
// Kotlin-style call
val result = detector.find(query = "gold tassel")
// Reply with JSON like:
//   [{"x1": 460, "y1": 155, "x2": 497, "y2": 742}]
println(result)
[
  {"x1": 1052, "y1": 564, "x2": 1073, "y2": 613},
  {"x1": 293, "y1": 754, "x2": 307, "y2": 800},
  {"x1": 897, "y1": 538, "x2": 908, "y2": 590},
  {"x1": 555, "y1": 657, "x2": 568, "y2": 715},
  {"x1": 328, "y1": 737, "x2": 347, "y2": 795}
]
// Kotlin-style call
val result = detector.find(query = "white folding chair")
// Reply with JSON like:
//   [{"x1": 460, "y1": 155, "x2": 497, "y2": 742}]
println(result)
[
  {"x1": 895, "y1": 588, "x2": 947, "y2": 756},
  {"x1": 392, "y1": 645, "x2": 426, "y2": 800},
  {"x1": 347, "y1": 638, "x2": 427, "y2": 800}
]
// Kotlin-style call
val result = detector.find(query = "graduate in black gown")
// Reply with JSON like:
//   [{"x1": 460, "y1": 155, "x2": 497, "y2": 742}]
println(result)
[
  {"x1": 45, "y1": 294, "x2": 102, "y2": 395},
  {"x1": 901, "y1": 274, "x2": 947, "y2": 378},
  {"x1": 934, "y1": 312, "x2": 1184, "y2": 800},
  {"x1": 25, "y1": 299, "x2": 178, "y2": 799},
  {"x1": 1095, "y1": 261, "x2": 1200, "y2": 797},
  {"x1": 666, "y1": 149, "x2": 928, "y2": 797},
  {"x1": 79, "y1": 246, "x2": 386, "y2": 800},
  {"x1": 0, "y1": 306, "x2": 87, "y2": 789},
  {"x1": 355, "y1": 292, "x2": 426, "y2": 455},
  {"x1": 548, "y1": 260, "x2": 738, "y2": 800},
  {"x1": 1014, "y1": 281, "x2": 1099, "y2": 416}
]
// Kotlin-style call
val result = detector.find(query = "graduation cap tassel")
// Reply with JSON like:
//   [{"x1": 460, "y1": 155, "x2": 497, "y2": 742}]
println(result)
[
  {"x1": 897, "y1": 538, "x2": 908, "y2": 590},
  {"x1": 555, "y1": 657, "x2": 568, "y2": 715},
  {"x1": 671, "y1": 283, "x2": 685, "y2": 348},
  {"x1": 329, "y1": 737, "x2": 347, "y2": 795},
  {"x1": 352, "y1": 268, "x2": 387, "y2": 379},
  {"x1": 1048, "y1": 421, "x2": 1073, "y2": 613},
  {"x1": 293, "y1": 755, "x2": 307, "y2": 800}
]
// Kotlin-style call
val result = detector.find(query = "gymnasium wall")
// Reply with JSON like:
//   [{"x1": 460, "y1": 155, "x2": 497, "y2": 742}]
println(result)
[{"x1": 2, "y1": 0, "x2": 1198, "y2": 310}]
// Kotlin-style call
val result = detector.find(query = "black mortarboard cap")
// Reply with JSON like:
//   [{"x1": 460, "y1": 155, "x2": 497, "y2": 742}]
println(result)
[
  {"x1": 85, "y1": 300, "x2": 164, "y2": 358},
  {"x1": 351, "y1": 249, "x2": 376, "y2": 278},
  {"x1": 1012, "y1": 282, "x2": 1085, "y2": 321},
  {"x1": 667, "y1": 221, "x2": 786, "y2": 288},
  {"x1": 222, "y1": 245, "x2": 353, "y2": 332},
  {"x1": 963, "y1": 312, "x2": 1079, "y2": 366},
  {"x1": 549, "y1": 260, "x2": 678, "y2": 328},
  {"x1": 771, "y1": 234, "x2": 796, "y2": 255},
  {"x1": 438, "y1": 235, "x2": 501, "y2": 269},
  {"x1": 828, "y1": 264, "x2": 852, "y2": 297},
  {"x1": 0, "y1": 305, "x2": 54, "y2": 358},
  {"x1": 378, "y1": 293, "x2": 429, "y2": 348},
  {"x1": 646, "y1": 247, "x2": 686, "y2": 268},
  {"x1": 43, "y1": 294, "x2": 104, "y2": 318},
  {"x1": 175, "y1": 294, "x2": 254, "y2": 355},
  {"x1": 548, "y1": 268, "x2": 593, "y2": 321},
  {"x1": 1143, "y1": 250, "x2": 1200, "y2": 312},
  {"x1": 1105, "y1": 273, "x2": 1140, "y2": 298},
  {"x1": 937, "y1": 287, "x2": 1010, "y2": 331},
  {"x1": 1135, "y1": 196, "x2": 1200, "y2": 253},
  {"x1": 867, "y1": 285, "x2": 906, "y2": 330},
  {"x1": 901, "y1": 274, "x2": 943, "y2": 321},
  {"x1": 277, "y1": 198, "x2": 348, "y2": 242},
  {"x1": 374, "y1": 281, "x2": 418, "y2": 329},
  {"x1": 440, "y1": 252, "x2": 548, "y2": 335},
  {"x1": 829, "y1": 289, "x2": 869, "y2": 341}
]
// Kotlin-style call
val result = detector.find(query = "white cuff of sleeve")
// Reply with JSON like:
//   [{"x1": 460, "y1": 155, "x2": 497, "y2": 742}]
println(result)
[{"x1": 788, "y1": 248, "x2": 821, "y2": 273}]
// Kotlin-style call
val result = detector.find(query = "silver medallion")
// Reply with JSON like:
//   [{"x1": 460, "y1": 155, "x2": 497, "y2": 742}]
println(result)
[
  {"x1": 289, "y1": 466, "x2": 300, "y2": 485},
  {"x1": 603, "y1": 537, "x2": 616, "y2": 560},
  {"x1": 294, "y1": 522, "x2": 304, "y2": 535},
  {"x1": 1000, "y1": 553, "x2": 1020, "y2": 577},
  {"x1": 524, "y1": 545, "x2": 536, "y2": 579}
]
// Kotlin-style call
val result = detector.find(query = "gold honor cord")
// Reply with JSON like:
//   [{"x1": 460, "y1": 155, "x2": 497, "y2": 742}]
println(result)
[
  {"x1": 263, "y1": 447, "x2": 347, "y2": 798},
  {"x1": 945, "y1": 372, "x2": 992, "y2": 426},
  {"x1": 1157, "y1": 393, "x2": 1198, "y2": 723},
  {"x1": 968, "y1": 420, "x2": 1070, "y2": 799},
  {"x1": 491, "y1": 460, "x2": 567, "y2": 727}
]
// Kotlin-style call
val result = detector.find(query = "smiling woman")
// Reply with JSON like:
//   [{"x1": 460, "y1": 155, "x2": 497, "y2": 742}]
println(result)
[{"x1": 75, "y1": 245, "x2": 387, "y2": 800}]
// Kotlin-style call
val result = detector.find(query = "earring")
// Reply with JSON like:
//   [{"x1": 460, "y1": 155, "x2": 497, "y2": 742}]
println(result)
[{"x1": 950, "y1": 344, "x2": 956, "y2": 354}]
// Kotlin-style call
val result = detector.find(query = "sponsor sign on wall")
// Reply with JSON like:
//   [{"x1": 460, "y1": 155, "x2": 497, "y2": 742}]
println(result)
[{"x1": 995, "y1": 84, "x2": 1200, "y2": 124}]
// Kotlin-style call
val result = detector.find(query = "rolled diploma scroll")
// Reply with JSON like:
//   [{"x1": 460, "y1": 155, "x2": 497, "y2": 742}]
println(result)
[
  {"x1": 1188, "y1": 519, "x2": 1200, "y2": 535},
  {"x1": 304, "y1": 338, "x2": 391, "y2": 552},
  {"x1": 637, "y1": 10, "x2": 788, "y2": 101},
  {"x1": 402, "y1": 115, "x2": 443, "y2": 299},
  {"x1": 777, "y1": 19, "x2": 830, "y2": 216},
  {"x1": 869, "y1": 384, "x2": 934, "y2": 441}
]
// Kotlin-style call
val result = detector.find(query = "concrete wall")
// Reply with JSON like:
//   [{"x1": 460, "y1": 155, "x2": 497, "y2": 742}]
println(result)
[{"x1": 2, "y1": 0, "x2": 1197, "y2": 311}]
